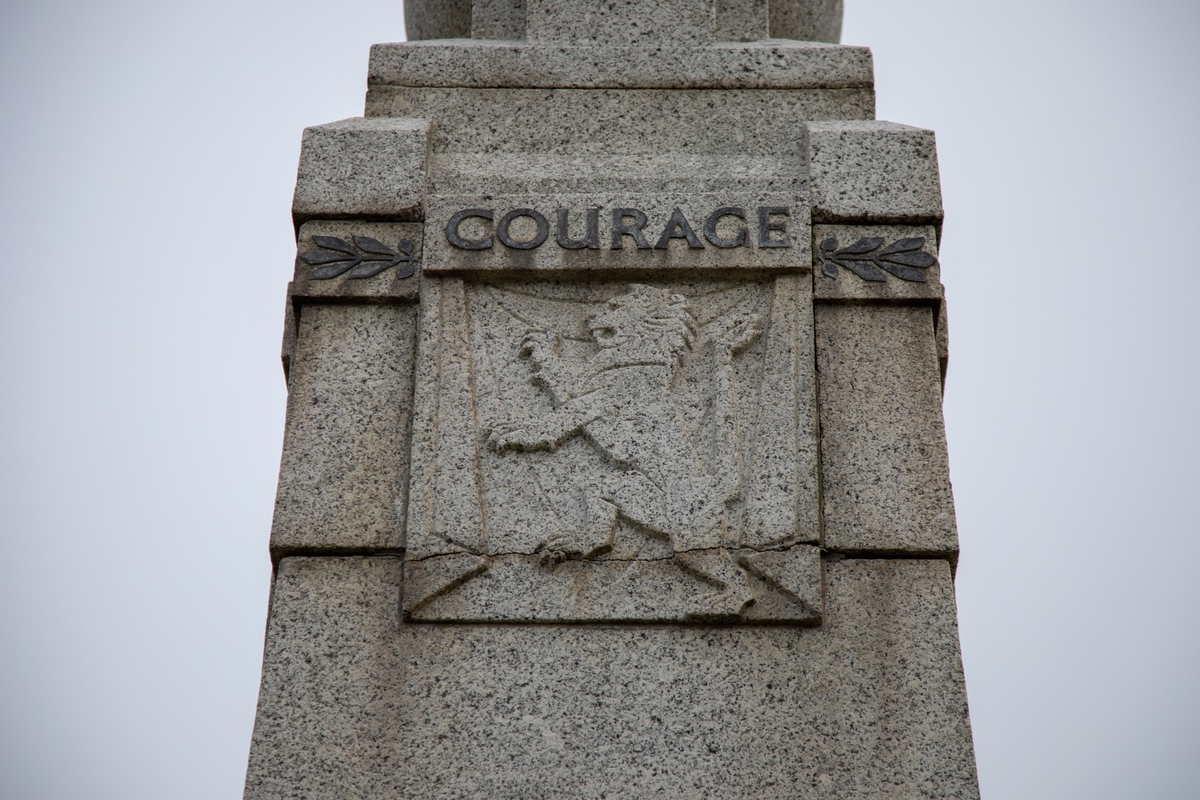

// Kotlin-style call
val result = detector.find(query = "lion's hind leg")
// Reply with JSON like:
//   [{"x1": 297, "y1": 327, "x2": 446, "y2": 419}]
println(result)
[{"x1": 537, "y1": 483, "x2": 620, "y2": 567}]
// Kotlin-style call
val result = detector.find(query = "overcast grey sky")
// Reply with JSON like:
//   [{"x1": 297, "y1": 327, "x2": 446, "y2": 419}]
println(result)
[{"x1": 0, "y1": 1, "x2": 1196, "y2": 798}]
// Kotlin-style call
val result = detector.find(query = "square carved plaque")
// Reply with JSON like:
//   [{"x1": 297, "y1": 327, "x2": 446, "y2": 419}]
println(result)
[{"x1": 404, "y1": 275, "x2": 821, "y2": 624}]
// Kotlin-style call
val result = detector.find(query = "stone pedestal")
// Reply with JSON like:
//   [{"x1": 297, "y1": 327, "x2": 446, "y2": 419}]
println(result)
[{"x1": 246, "y1": 1, "x2": 979, "y2": 797}]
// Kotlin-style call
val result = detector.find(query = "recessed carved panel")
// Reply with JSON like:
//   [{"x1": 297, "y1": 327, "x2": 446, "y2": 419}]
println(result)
[{"x1": 404, "y1": 275, "x2": 820, "y2": 624}]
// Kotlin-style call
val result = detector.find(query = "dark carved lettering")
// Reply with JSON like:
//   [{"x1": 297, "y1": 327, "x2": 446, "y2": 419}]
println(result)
[
  {"x1": 654, "y1": 207, "x2": 704, "y2": 249},
  {"x1": 446, "y1": 209, "x2": 494, "y2": 250},
  {"x1": 611, "y1": 208, "x2": 652, "y2": 250},
  {"x1": 555, "y1": 207, "x2": 600, "y2": 250},
  {"x1": 703, "y1": 206, "x2": 748, "y2": 248},
  {"x1": 497, "y1": 208, "x2": 550, "y2": 249},
  {"x1": 757, "y1": 206, "x2": 791, "y2": 248}
]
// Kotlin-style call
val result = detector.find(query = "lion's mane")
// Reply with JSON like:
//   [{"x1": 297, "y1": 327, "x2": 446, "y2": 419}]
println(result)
[{"x1": 622, "y1": 284, "x2": 695, "y2": 367}]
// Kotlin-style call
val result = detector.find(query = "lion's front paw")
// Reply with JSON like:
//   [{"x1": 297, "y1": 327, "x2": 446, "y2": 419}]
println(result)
[
  {"x1": 487, "y1": 421, "x2": 532, "y2": 453},
  {"x1": 487, "y1": 420, "x2": 556, "y2": 454}
]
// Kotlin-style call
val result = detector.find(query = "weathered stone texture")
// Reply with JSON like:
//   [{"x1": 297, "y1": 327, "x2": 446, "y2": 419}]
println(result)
[
  {"x1": 815, "y1": 304, "x2": 958, "y2": 558},
  {"x1": 806, "y1": 120, "x2": 943, "y2": 223},
  {"x1": 428, "y1": 153, "x2": 803, "y2": 195},
  {"x1": 526, "y1": 0, "x2": 718, "y2": 46},
  {"x1": 243, "y1": 556, "x2": 979, "y2": 799},
  {"x1": 292, "y1": 117, "x2": 429, "y2": 223},
  {"x1": 402, "y1": 0, "x2": 846, "y2": 46},
  {"x1": 471, "y1": 0, "x2": 527, "y2": 39},
  {"x1": 270, "y1": 304, "x2": 416, "y2": 555},
  {"x1": 243, "y1": 556, "x2": 405, "y2": 800},
  {"x1": 365, "y1": 87, "x2": 874, "y2": 147},
  {"x1": 715, "y1": 0, "x2": 769, "y2": 42},
  {"x1": 403, "y1": 0, "x2": 471, "y2": 40},
  {"x1": 771, "y1": 0, "x2": 843, "y2": 43}
]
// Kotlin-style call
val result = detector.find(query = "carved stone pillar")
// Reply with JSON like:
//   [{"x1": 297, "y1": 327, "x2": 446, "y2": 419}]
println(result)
[{"x1": 244, "y1": 1, "x2": 980, "y2": 797}]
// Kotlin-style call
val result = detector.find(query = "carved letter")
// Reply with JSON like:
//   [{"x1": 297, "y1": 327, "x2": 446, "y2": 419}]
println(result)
[
  {"x1": 555, "y1": 208, "x2": 600, "y2": 249},
  {"x1": 446, "y1": 209, "x2": 494, "y2": 250},
  {"x1": 611, "y1": 208, "x2": 652, "y2": 250},
  {"x1": 703, "y1": 206, "x2": 748, "y2": 248},
  {"x1": 497, "y1": 208, "x2": 550, "y2": 250},
  {"x1": 654, "y1": 207, "x2": 705, "y2": 249},
  {"x1": 757, "y1": 206, "x2": 791, "y2": 248}
]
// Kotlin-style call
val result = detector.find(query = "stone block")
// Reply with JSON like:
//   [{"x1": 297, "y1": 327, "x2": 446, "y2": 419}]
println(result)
[
  {"x1": 815, "y1": 304, "x2": 958, "y2": 558},
  {"x1": 404, "y1": 274, "x2": 819, "y2": 622},
  {"x1": 367, "y1": 39, "x2": 873, "y2": 90},
  {"x1": 291, "y1": 117, "x2": 429, "y2": 223},
  {"x1": 806, "y1": 120, "x2": 943, "y2": 223},
  {"x1": 771, "y1": 0, "x2": 842, "y2": 43},
  {"x1": 813, "y1": 223, "x2": 942, "y2": 302},
  {"x1": 472, "y1": 0, "x2": 527, "y2": 39},
  {"x1": 422, "y1": 192, "x2": 811, "y2": 273},
  {"x1": 403, "y1": 0, "x2": 471, "y2": 40},
  {"x1": 291, "y1": 221, "x2": 423, "y2": 302},
  {"x1": 526, "y1": 0, "x2": 717, "y2": 46},
  {"x1": 715, "y1": 0, "x2": 769, "y2": 42},
  {"x1": 365, "y1": 87, "x2": 875, "y2": 152},
  {"x1": 269, "y1": 304, "x2": 417, "y2": 555},
  {"x1": 243, "y1": 556, "x2": 979, "y2": 798}
]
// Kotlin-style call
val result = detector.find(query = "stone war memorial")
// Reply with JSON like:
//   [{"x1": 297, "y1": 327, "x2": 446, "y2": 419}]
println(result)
[{"x1": 244, "y1": 0, "x2": 980, "y2": 796}]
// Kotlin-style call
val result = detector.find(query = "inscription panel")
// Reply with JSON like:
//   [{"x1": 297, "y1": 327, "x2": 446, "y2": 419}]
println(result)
[
  {"x1": 404, "y1": 274, "x2": 821, "y2": 624},
  {"x1": 423, "y1": 193, "x2": 812, "y2": 273}
]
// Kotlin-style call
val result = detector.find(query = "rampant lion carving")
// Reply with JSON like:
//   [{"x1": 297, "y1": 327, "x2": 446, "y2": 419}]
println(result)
[{"x1": 487, "y1": 284, "x2": 762, "y2": 616}]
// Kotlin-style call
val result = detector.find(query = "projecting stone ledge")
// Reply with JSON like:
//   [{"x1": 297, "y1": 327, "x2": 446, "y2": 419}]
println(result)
[
  {"x1": 368, "y1": 39, "x2": 873, "y2": 89},
  {"x1": 291, "y1": 117, "x2": 429, "y2": 224}
]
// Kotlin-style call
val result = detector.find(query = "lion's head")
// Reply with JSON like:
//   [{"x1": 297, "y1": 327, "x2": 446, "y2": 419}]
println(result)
[{"x1": 588, "y1": 284, "x2": 695, "y2": 366}]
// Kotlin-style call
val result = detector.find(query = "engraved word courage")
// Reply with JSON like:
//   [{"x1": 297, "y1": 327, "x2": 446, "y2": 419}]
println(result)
[{"x1": 445, "y1": 206, "x2": 792, "y2": 251}]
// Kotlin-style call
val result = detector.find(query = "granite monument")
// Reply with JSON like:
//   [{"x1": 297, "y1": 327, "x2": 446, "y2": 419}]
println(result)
[{"x1": 245, "y1": 0, "x2": 979, "y2": 796}]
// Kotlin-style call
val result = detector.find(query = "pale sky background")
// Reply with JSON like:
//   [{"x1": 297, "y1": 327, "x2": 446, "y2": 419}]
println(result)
[{"x1": 0, "y1": 1, "x2": 1197, "y2": 798}]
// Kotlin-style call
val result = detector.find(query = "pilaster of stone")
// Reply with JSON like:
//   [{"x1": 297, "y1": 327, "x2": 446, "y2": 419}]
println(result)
[
  {"x1": 269, "y1": 300, "x2": 417, "y2": 557},
  {"x1": 815, "y1": 304, "x2": 958, "y2": 559},
  {"x1": 275, "y1": 118, "x2": 431, "y2": 558},
  {"x1": 803, "y1": 119, "x2": 956, "y2": 562}
]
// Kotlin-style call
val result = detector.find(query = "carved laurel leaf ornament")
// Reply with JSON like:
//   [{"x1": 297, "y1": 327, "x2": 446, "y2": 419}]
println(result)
[
  {"x1": 300, "y1": 235, "x2": 416, "y2": 280},
  {"x1": 818, "y1": 236, "x2": 937, "y2": 282}
]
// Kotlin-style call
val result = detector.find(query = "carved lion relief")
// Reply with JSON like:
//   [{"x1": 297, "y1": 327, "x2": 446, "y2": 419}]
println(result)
[{"x1": 404, "y1": 275, "x2": 821, "y2": 624}]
